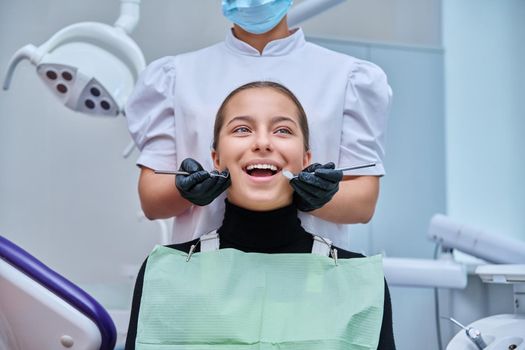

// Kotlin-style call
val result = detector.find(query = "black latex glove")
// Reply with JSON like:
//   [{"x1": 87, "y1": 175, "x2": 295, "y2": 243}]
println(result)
[
  {"x1": 290, "y1": 162, "x2": 343, "y2": 212},
  {"x1": 175, "y1": 158, "x2": 231, "y2": 206}
]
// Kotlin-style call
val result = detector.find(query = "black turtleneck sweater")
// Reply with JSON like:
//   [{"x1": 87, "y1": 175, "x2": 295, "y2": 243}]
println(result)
[{"x1": 125, "y1": 201, "x2": 395, "y2": 349}]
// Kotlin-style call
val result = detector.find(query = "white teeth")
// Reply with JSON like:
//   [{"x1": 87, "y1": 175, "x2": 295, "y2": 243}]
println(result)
[{"x1": 246, "y1": 164, "x2": 278, "y2": 171}]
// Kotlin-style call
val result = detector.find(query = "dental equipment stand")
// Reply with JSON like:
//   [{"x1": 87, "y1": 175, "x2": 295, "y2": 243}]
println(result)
[{"x1": 446, "y1": 264, "x2": 525, "y2": 350}]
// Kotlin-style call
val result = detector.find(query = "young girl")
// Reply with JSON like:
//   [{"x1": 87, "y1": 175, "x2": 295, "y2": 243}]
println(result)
[{"x1": 126, "y1": 82, "x2": 395, "y2": 349}]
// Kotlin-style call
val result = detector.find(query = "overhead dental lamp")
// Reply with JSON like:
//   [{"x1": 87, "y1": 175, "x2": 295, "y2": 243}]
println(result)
[{"x1": 2, "y1": 0, "x2": 145, "y2": 117}]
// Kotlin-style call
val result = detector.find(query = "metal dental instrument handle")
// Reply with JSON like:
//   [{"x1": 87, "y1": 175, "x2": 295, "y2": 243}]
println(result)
[
  {"x1": 442, "y1": 317, "x2": 487, "y2": 350},
  {"x1": 154, "y1": 170, "x2": 229, "y2": 179},
  {"x1": 282, "y1": 163, "x2": 376, "y2": 180}
]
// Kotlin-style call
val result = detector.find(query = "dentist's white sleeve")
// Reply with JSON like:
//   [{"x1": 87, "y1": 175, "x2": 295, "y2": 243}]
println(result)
[
  {"x1": 125, "y1": 57, "x2": 178, "y2": 171},
  {"x1": 339, "y1": 60, "x2": 392, "y2": 176}
]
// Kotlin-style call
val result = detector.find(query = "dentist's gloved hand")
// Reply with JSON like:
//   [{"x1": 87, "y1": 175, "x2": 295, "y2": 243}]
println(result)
[
  {"x1": 290, "y1": 162, "x2": 343, "y2": 212},
  {"x1": 175, "y1": 158, "x2": 231, "y2": 206}
]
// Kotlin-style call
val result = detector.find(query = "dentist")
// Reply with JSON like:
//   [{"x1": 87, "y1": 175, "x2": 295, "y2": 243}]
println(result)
[{"x1": 125, "y1": 0, "x2": 392, "y2": 246}]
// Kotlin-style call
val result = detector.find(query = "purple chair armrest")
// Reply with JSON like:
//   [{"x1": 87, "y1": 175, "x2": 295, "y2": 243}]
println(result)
[{"x1": 0, "y1": 235, "x2": 116, "y2": 350}]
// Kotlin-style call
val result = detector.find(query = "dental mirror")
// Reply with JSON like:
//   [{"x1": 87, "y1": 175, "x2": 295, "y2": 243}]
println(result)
[
  {"x1": 282, "y1": 163, "x2": 376, "y2": 180},
  {"x1": 154, "y1": 170, "x2": 229, "y2": 179}
]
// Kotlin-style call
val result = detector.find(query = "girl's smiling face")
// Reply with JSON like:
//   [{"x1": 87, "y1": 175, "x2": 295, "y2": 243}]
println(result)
[{"x1": 212, "y1": 86, "x2": 311, "y2": 211}]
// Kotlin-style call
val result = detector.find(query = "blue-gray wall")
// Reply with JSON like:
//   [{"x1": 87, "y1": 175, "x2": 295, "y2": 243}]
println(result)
[
  {"x1": 312, "y1": 37, "x2": 446, "y2": 350},
  {"x1": 443, "y1": 0, "x2": 525, "y2": 242}
]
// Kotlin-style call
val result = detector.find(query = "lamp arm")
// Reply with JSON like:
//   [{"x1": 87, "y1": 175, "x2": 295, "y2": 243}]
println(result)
[
  {"x1": 114, "y1": 0, "x2": 141, "y2": 35},
  {"x1": 2, "y1": 45, "x2": 40, "y2": 90},
  {"x1": 287, "y1": 0, "x2": 347, "y2": 27}
]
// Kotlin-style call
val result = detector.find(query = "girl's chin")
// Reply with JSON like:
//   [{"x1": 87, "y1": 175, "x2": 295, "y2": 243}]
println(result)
[{"x1": 227, "y1": 193, "x2": 293, "y2": 211}]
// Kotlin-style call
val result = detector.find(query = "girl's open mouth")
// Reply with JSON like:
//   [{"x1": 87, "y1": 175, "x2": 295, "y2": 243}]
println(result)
[{"x1": 244, "y1": 163, "x2": 281, "y2": 178}]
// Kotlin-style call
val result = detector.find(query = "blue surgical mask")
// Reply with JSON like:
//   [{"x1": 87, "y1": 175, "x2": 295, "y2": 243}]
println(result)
[{"x1": 222, "y1": 0, "x2": 293, "y2": 35}]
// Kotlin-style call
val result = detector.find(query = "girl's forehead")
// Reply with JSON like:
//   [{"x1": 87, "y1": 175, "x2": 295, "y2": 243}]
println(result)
[
  {"x1": 225, "y1": 88, "x2": 297, "y2": 114},
  {"x1": 231, "y1": 87, "x2": 291, "y2": 102}
]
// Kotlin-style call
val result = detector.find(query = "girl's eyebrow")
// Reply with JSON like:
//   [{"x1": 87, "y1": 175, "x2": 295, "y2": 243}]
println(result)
[
  {"x1": 271, "y1": 116, "x2": 297, "y2": 126},
  {"x1": 226, "y1": 115, "x2": 254, "y2": 126},
  {"x1": 225, "y1": 115, "x2": 298, "y2": 127}
]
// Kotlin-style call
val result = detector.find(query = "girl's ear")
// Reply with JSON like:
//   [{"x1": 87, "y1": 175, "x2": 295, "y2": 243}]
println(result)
[
  {"x1": 302, "y1": 150, "x2": 312, "y2": 169},
  {"x1": 211, "y1": 149, "x2": 221, "y2": 170}
]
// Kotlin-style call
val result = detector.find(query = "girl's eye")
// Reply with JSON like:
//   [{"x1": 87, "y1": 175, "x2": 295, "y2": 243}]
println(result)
[
  {"x1": 233, "y1": 126, "x2": 251, "y2": 134},
  {"x1": 275, "y1": 128, "x2": 292, "y2": 135}
]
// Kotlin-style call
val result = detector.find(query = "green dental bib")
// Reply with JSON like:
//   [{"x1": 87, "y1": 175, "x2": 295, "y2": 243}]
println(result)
[{"x1": 137, "y1": 245, "x2": 384, "y2": 350}]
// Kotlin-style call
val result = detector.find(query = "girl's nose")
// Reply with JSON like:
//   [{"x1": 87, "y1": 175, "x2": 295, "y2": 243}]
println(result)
[{"x1": 252, "y1": 133, "x2": 273, "y2": 152}]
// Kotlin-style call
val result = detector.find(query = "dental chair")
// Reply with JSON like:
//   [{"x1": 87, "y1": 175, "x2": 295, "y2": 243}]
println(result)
[{"x1": 0, "y1": 235, "x2": 116, "y2": 350}]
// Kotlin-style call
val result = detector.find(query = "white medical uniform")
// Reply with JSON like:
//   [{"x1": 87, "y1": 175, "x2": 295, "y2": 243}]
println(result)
[{"x1": 126, "y1": 28, "x2": 392, "y2": 248}]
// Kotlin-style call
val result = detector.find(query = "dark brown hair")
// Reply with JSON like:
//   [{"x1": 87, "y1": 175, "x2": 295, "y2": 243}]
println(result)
[{"x1": 213, "y1": 81, "x2": 310, "y2": 151}]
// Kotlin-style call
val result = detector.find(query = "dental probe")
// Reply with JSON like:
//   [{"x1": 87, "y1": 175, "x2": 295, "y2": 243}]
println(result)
[
  {"x1": 282, "y1": 163, "x2": 376, "y2": 180},
  {"x1": 441, "y1": 317, "x2": 487, "y2": 350},
  {"x1": 154, "y1": 170, "x2": 229, "y2": 178}
]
